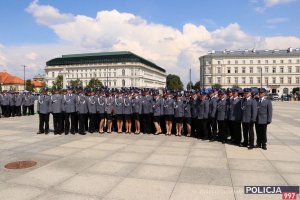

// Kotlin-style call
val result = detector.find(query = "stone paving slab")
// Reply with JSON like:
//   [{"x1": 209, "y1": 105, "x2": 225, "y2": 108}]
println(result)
[{"x1": 0, "y1": 101, "x2": 299, "y2": 200}]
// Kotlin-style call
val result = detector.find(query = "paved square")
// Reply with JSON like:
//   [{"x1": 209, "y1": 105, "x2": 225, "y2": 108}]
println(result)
[{"x1": 0, "y1": 101, "x2": 300, "y2": 200}]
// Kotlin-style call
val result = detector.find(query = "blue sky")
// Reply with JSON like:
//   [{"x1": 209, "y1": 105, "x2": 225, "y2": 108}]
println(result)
[{"x1": 0, "y1": 0, "x2": 299, "y2": 83}]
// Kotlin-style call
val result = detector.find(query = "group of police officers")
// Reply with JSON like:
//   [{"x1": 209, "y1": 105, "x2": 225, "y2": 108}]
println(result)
[
  {"x1": 35, "y1": 85, "x2": 272, "y2": 150},
  {"x1": 0, "y1": 91, "x2": 35, "y2": 118}
]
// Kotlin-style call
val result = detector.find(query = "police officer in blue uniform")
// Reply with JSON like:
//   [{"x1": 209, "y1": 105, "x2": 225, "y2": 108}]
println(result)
[
  {"x1": 208, "y1": 89, "x2": 218, "y2": 141},
  {"x1": 216, "y1": 90, "x2": 228, "y2": 143},
  {"x1": 63, "y1": 86, "x2": 77, "y2": 134},
  {"x1": 76, "y1": 87, "x2": 88, "y2": 135},
  {"x1": 240, "y1": 88, "x2": 258, "y2": 149},
  {"x1": 197, "y1": 90, "x2": 209, "y2": 140},
  {"x1": 141, "y1": 88, "x2": 153, "y2": 134},
  {"x1": 174, "y1": 91, "x2": 184, "y2": 136},
  {"x1": 50, "y1": 86, "x2": 63, "y2": 135},
  {"x1": 96, "y1": 89, "x2": 106, "y2": 133},
  {"x1": 37, "y1": 87, "x2": 51, "y2": 134},
  {"x1": 255, "y1": 88, "x2": 273, "y2": 150},
  {"x1": 132, "y1": 90, "x2": 142, "y2": 134}
]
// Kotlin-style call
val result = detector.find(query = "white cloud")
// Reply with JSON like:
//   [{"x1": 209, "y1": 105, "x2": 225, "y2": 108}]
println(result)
[
  {"x1": 266, "y1": 17, "x2": 289, "y2": 24},
  {"x1": 1, "y1": 1, "x2": 300, "y2": 86},
  {"x1": 264, "y1": 0, "x2": 296, "y2": 7}
]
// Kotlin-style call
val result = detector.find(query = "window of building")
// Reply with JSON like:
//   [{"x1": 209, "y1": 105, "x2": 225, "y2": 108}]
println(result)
[
  {"x1": 265, "y1": 77, "x2": 268, "y2": 84},
  {"x1": 114, "y1": 81, "x2": 116, "y2": 86},
  {"x1": 280, "y1": 60, "x2": 284, "y2": 64},
  {"x1": 297, "y1": 59, "x2": 300, "y2": 64},
  {"x1": 250, "y1": 60, "x2": 253, "y2": 64},
  {"x1": 280, "y1": 67, "x2": 284, "y2": 73},
  {"x1": 272, "y1": 67, "x2": 276, "y2": 73},
  {"x1": 242, "y1": 60, "x2": 246, "y2": 64},
  {"x1": 242, "y1": 67, "x2": 246, "y2": 73},
  {"x1": 217, "y1": 60, "x2": 221, "y2": 64},
  {"x1": 114, "y1": 72, "x2": 116, "y2": 77},
  {"x1": 235, "y1": 60, "x2": 238, "y2": 64},
  {"x1": 297, "y1": 66, "x2": 300, "y2": 73},
  {"x1": 234, "y1": 67, "x2": 238, "y2": 73},
  {"x1": 288, "y1": 66, "x2": 292, "y2": 73},
  {"x1": 265, "y1": 60, "x2": 268, "y2": 64},
  {"x1": 227, "y1": 68, "x2": 231, "y2": 73},
  {"x1": 257, "y1": 77, "x2": 261, "y2": 84},
  {"x1": 249, "y1": 77, "x2": 253, "y2": 84},
  {"x1": 227, "y1": 60, "x2": 231, "y2": 65},
  {"x1": 288, "y1": 59, "x2": 292, "y2": 64},
  {"x1": 242, "y1": 77, "x2": 246, "y2": 84},
  {"x1": 52, "y1": 72, "x2": 55, "y2": 77},
  {"x1": 249, "y1": 67, "x2": 253, "y2": 73},
  {"x1": 296, "y1": 77, "x2": 300, "y2": 84},
  {"x1": 235, "y1": 77, "x2": 238, "y2": 84},
  {"x1": 288, "y1": 77, "x2": 292, "y2": 84},
  {"x1": 227, "y1": 77, "x2": 231, "y2": 84},
  {"x1": 217, "y1": 77, "x2": 221, "y2": 84},
  {"x1": 280, "y1": 77, "x2": 284, "y2": 84},
  {"x1": 258, "y1": 60, "x2": 261, "y2": 64},
  {"x1": 265, "y1": 67, "x2": 269, "y2": 73},
  {"x1": 272, "y1": 77, "x2": 276, "y2": 84},
  {"x1": 273, "y1": 60, "x2": 276, "y2": 64},
  {"x1": 217, "y1": 67, "x2": 221, "y2": 74},
  {"x1": 208, "y1": 77, "x2": 212, "y2": 83},
  {"x1": 122, "y1": 69, "x2": 125, "y2": 76},
  {"x1": 122, "y1": 79, "x2": 125, "y2": 87}
]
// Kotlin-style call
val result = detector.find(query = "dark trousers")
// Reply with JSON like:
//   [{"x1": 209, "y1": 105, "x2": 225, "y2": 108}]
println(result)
[
  {"x1": 52, "y1": 113, "x2": 63, "y2": 133},
  {"x1": 232, "y1": 121, "x2": 242, "y2": 145},
  {"x1": 197, "y1": 119, "x2": 208, "y2": 139},
  {"x1": 255, "y1": 123, "x2": 267, "y2": 147},
  {"x1": 242, "y1": 122, "x2": 254, "y2": 146},
  {"x1": 217, "y1": 120, "x2": 228, "y2": 142},
  {"x1": 64, "y1": 112, "x2": 76, "y2": 134},
  {"x1": 15, "y1": 106, "x2": 21, "y2": 116},
  {"x1": 10, "y1": 106, "x2": 15, "y2": 117},
  {"x1": 39, "y1": 113, "x2": 49, "y2": 133},
  {"x1": 23, "y1": 106, "x2": 29, "y2": 115},
  {"x1": 207, "y1": 118, "x2": 217, "y2": 139},
  {"x1": 74, "y1": 113, "x2": 79, "y2": 132},
  {"x1": 78, "y1": 114, "x2": 87, "y2": 134},
  {"x1": 88, "y1": 113, "x2": 96, "y2": 133},
  {"x1": 29, "y1": 105, "x2": 34, "y2": 115},
  {"x1": 191, "y1": 118, "x2": 198, "y2": 137},
  {"x1": 142, "y1": 114, "x2": 152, "y2": 134},
  {"x1": 2, "y1": 105, "x2": 9, "y2": 117}
]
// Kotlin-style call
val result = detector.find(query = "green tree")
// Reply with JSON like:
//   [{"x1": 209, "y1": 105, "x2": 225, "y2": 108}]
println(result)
[
  {"x1": 25, "y1": 79, "x2": 35, "y2": 92},
  {"x1": 232, "y1": 84, "x2": 241, "y2": 88},
  {"x1": 193, "y1": 81, "x2": 201, "y2": 90},
  {"x1": 212, "y1": 83, "x2": 222, "y2": 88},
  {"x1": 70, "y1": 79, "x2": 83, "y2": 88},
  {"x1": 292, "y1": 87, "x2": 300, "y2": 94},
  {"x1": 86, "y1": 78, "x2": 103, "y2": 89},
  {"x1": 166, "y1": 74, "x2": 183, "y2": 90},
  {"x1": 52, "y1": 75, "x2": 63, "y2": 89},
  {"x1": 186, "y1": 81, "x2": 193, "y2": 90}
]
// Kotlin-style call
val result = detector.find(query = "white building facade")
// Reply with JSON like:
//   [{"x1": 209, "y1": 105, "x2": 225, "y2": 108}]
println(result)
[
  {"x1": 199, "y1": 48, "x2": 300, "y2": 95},
  {"x1": 45, "y1": 51, "x2": 167, "y2": 88}
]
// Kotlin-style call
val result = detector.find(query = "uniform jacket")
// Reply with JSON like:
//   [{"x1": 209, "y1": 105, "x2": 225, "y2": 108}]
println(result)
[
  {"x1": 96, "y1": 95, "x2": 106, "y2": 114},
  {"x1": 37, "y1": 94, "x2": 51, "y2": 114},
  {"x1": 62, "y1": 93, "x2": 77, "y2": 113},
  {"x1": 153, "y1": 97, "x2": 163, "y2": 116},
  {"x1": 23, "y1": 95, "x2": 32, "y2": 106},
  {"x1": 141, "y1": 95, "x2": 153, "y2": 114},
  {"x1": 191, "y1": 97, "x2": 198, "y2": 119},
  {"x1": 114, "y1": 96, "x2": 124, "y2": 115},
  {"x1": 1, "y1": 94, "x2": 10, "y2": 106},
  {"x1": 163, "y1": 97, "x2": 175, "y2": 115},
  {"x1": 132, "y1": 96, "x2": 142, "y2": 114},
  {"x1": 174, "y1": 99, "x2": 184, "y2": 118},
  {"x1": 105, "y1": 96, "x2": 114, "y2": 114},
  {"x1": 208, "y1": 96, "x2": 218, "y2": 118},
  {"x1": 9, "y1": 95, "x2": 15, "y2": 106},
  {"x1": 197, "y1": 99, "x2": 209, "y2": 119},
  {"x1": 241, "y1": 97, "x2": 258, "y2": 123},
  {"x1": 76, "y1": 94, "x2": 88, "y2": 114},
  {"x1": 216, "y1": 98, "x2": 227, "y2": 121},
  {"x1": 256, "y1": 97, "x2": 273, "y2": 124},
  {"x1": 50, "y1": 94, "x2": 63, "y2": 113},
  {"x1": 228, "y1": 97, "x2": 242, "y2": 121},
  {"x1": 15, "y1": 94, "x2": 23, "y2": 106},
  {"x1": 123, "y1": 96, "x2": 132, "y2": 115},
  {"x1": 87, "y1": 95, "x2": 97, "y2": 114}
]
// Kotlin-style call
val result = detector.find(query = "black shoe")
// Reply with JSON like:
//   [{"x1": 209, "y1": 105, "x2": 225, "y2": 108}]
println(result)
[
  {"x1": 37, "y1": 131, "x2": 44, "y2": 134},
  {"x1": 248, "y1": 146, "x2": 254, "y2": 150},
  {"x1": 70, "y1": 131, "x2": 75, "y2": 135},
  {"x1": 255, "y1": 144, "x2": 261, "y2": 148},
  {"x1": 45, "y1": 131, "x2": 49, "y2": 134},
  {"x1": 262, "y1": 146, "x2": 267, "y2": 150},
  {"x1": 240, "y1": 143, "x2": 248, "y2": 147},
  {"x1": 65, "y1": 132, "x2": 69, "y2": 135}
]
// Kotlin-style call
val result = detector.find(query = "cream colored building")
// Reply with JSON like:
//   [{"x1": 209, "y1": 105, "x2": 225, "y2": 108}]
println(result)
[
  {"x1": 199, "y1": 48, "x2": 300, "y2": 95},
  {"x1": 45, "y1": 51, "x2": 166, "y2": 88}
]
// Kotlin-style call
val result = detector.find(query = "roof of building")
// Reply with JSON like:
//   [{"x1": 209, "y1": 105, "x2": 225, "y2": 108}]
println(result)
[
  {"x1": 0, "y1": 72, "x2": 24, "y2": 85},
  {"x1": 201, "y1": 48, "x2": 300, "y2": 58},
  {"x1": 31, "y1": 80, "x2": 46, "y2": 87},
  {"x1": 46, "y1": 51, "x2": 166, "y2": 73}
]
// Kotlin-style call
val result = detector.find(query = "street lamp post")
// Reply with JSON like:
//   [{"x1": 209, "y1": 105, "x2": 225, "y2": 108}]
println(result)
[{"x1": 23, "y1": 65, "x2": 26, "y2": 91}]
